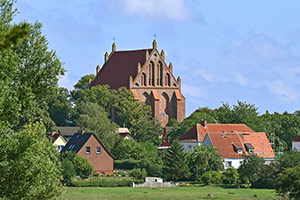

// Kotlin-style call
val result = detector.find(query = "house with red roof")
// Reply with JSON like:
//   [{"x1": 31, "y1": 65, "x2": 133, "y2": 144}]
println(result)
[
  {"x1": 179, "y1": 121, "x2": 254, "y2": 152},
  {"x1": 90, "y1": 40, "x2": 185, "y2": 126},
  {"x1": 292, "y1": 136, "x2": 300, "y2": 151},
  {"x1": 61, "y1": 132, "x2": 115, "y2": 175},
  {"x1": 203, "y1": 132, "x2": 275, "y2": 169}
]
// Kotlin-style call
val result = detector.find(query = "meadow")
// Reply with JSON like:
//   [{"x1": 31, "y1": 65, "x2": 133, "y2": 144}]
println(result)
[{"x1": 60, "y1": 186, "x2": 277, "y2": 200}]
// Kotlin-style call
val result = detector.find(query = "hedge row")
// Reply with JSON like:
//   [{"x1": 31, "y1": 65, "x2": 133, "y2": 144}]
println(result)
[
  {"x1": 114, "y1": 159, "x2": 142, "y2": 170},
  {"x1": 71, "y1": 179, "x2": 133, "y2": 187}
]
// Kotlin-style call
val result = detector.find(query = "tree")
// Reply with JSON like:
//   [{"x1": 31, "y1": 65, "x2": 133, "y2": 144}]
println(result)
[
  {"x1": 48, "y1": 87, "x2": 75, "y2": 126},
  {"x1": 238, "y1": 155, "x2": 264, "y2": 188},
  {"x1": 276, "y1": 166, "x2": 300, "y2": 199},
  {"x1": 71, "y1": 74, "x2": 95, "y2": 102},
  {"x1": 187, "y1": 146, "x2": 224, "y2": 181},
  {"x1": 61, "y1": 158, "x2": 76, "y2": 186},
  {"x1": 76, "y1": 102, "x2": 120, "y2": 151},
  {"x1": 133, "y1": 118, "x2": 163, "y2": 145},
  {"x1": 169, "y1": 107, "x2": 216, "y2": 140},
  {"x1": 0, "y1": 1, "x2": 65, "y2": 129},
  {"x1": 0, "y1": 121, "x2": 63, "y2": 199},
  {"x1": 163, "y1": 141, "x2": 189, "y2": 181}
]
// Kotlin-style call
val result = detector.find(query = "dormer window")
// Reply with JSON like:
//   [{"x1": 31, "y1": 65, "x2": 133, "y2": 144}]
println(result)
[{"x1": 244, "y1": 143, "x2": 254, "y2": 153}]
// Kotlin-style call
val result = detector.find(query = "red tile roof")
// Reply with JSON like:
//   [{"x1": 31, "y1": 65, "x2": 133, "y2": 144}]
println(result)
[
  {"x1": 179, "y1": 123, "x2": 254, "y2": 142},
  {"x1": 293, "y1": 136, "x2": 300, "y2": 142},
  {"x1": 240, "y1": 132, "x2": 275, "y2": 158},
  {"x1": 206, "y1": 132, "x2": 275, "y2": 159},
  {"x1": 92, "y1": 49, "x2": 152, "y2": 89},
  {"x1": 161, "y1": 129, "x2": 169, "y2": 147}
]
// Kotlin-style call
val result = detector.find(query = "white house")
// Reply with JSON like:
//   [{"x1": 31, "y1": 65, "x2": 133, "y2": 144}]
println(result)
[
  {"x1": 203, "y1": 132, "x2": 275, "y2": 169},
  {"x1": 179, "y1": 121, "x2": 254, "y2": 153},
  {"x1": 292, "y1": 136, "x2": 300, "y2": 151}
]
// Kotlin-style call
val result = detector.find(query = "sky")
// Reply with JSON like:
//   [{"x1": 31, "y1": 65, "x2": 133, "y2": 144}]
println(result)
[{"x1": 14, "y1": 0, "x2": 300, "y2": 116}]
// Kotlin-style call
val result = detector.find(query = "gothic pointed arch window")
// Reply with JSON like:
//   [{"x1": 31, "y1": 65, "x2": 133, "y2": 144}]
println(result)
[
  {"x1": 158, "y1": 61, "x2": 163, "y2": 86},
  {"x1": 149, "y1": 61, "x2": 155, "y2": 86},
  {"x1": 165, "y1": 73, "x2": 171, "y2": 87},
  {"x1": 141, "y1": 73, "x2": 147, "y2": 86}
]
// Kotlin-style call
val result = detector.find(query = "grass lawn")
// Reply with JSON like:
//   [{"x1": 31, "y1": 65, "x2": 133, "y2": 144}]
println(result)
[{"x1": 60, "y1": 186, "x2": 278, "y2": 200}]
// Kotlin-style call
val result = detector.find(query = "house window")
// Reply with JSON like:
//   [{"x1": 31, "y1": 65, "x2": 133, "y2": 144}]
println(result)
[
  {"x1": 96, "y1": 147, "x2": 101, "y2": 154},
  {"x1": 86, "y1": 146, "x2": 91, "y2": 154},
  {"x1": 58, "y1": 145, "x2": 64, "y2": 151},
  {"x1": 225, "y1": 161, "x2": 232, "y2": 167},
  {"x1": 237, "y1": 149, "x2": 242, "y2": 154},
  {"x1": 101, "y1": 172, "x2": 105, "y2": 175},
  {"x1": 239, "y1": 161, "x2": 243, "y2": 165}
]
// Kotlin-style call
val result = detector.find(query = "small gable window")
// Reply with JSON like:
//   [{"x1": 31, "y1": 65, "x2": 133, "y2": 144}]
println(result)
[
  {"x1": 86, "y1": 146, "x2": 91, "y2": 154},
  {"x1": 96, "y1": 147, "x2": 101, "y2": 154}
]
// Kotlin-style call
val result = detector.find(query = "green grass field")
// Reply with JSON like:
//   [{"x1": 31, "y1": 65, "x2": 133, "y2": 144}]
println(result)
[{"x1": 60, "y1": 186, "x2": 278, "y2": 200}]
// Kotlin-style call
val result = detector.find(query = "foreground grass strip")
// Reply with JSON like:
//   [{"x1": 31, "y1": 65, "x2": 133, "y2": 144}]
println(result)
[{"x1": 60, "y1": 186, "x2": 277, "y2": 200}]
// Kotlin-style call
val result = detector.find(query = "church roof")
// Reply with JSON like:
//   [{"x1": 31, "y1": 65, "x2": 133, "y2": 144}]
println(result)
[{"x1": 92, "y1": 49, "x2": 152, "y2": 89}]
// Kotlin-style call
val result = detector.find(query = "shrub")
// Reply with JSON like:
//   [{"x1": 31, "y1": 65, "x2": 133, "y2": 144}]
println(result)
[
  {"x1": 61, "y1": 158, "x2": 76, "y2": 186},
  {"x1": 129, "y1": 168, "x2": 147, "y2": 180},
  {"x1": 223, "y1": 168, "x2": 239, "y2": 184},
  {"x1": 202, "y1": 171, "x2": 224, "y2": 185},
  {"x1": 71, "y1": 179, "x2": 133, "y2": 187},
  {"x1": 114, "y1": 159, "x2": 141, "y2": 170},
  {"x1": 73, "y1": 156, "x2": 94, "y2": 179}
]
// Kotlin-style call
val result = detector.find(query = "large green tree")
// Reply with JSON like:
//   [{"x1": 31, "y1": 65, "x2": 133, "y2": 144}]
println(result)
[
  {"x1": 0, "y1": 0, "x2": 64, "y2": 129},
  {"x1": 238, "y1": 155, "x2": 264, "y2": 188},
  {"x1": 276, "y1": 166, "x2": 300, "y2": 199},
  {"x1": 76, "y1": 102, "x2": 120, "y2": 151},
  {"x1": 48, "y1": 87, "x2": 75, "y2": 126},
  {"x1": 187, "y1": 146, "x2": 224, "y2": 181},
  {"x1": 163, "y1": 141, "x2": 190, "y2": 181},
  {"x1": 0, "y1": 122, "x2": 63, "y2": 199}
]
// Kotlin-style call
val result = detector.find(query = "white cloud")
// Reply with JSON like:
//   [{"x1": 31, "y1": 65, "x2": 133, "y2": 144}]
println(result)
[
  {"x1": 235, "y1": 73, "x2": 247, "y2": 86},
  {"x1": 120, "y1": 0, "x2": 189, "y2": 21},
  {"x1": 182, "y1": 84, "x2": 206, "y2": 98},
  {"x1": 266, "y1": 80, "x2": 300, "y2": 102},
  {"x1": 58, "y1": 73, "x2": 75, "y2": 91},
  {"x1": 194, "y1": 68, "x2": 214, "y2": 82}
]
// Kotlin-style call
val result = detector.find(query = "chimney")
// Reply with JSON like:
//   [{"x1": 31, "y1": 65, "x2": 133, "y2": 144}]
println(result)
[
  {"x1": 96, "y1": 65, "x2": 100, "y2": 74},
  {"x1": 112, "y1": 42, "x2": 116, "y2": 52},
  {"x1": 152, "y1": 39, "x2": 157, "y2": 49},
  {"x1": 104, "y1": 52, "x2": 108, "y2": 62},
  {"x1": 200, "y1": 120, "x2": 207, "y2": 128},
  {"x1": 161, "y1": 49, "x2": 165, "y2": 60}
]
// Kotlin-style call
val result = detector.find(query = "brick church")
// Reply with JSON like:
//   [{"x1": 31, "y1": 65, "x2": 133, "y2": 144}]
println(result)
[{"x1": 91, "y1": 40, "x2": 185, "y2": 126}]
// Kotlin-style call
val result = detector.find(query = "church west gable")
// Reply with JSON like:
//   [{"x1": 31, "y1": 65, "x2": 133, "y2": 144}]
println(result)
[{"x1": 91, "y1": 40, "x2": 185, "y2": 126}]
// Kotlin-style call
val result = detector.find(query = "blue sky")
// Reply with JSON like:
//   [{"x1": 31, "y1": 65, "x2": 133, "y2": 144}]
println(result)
[{"x1": 14, "y1": 0, "x2": 300, "y2": 116}]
